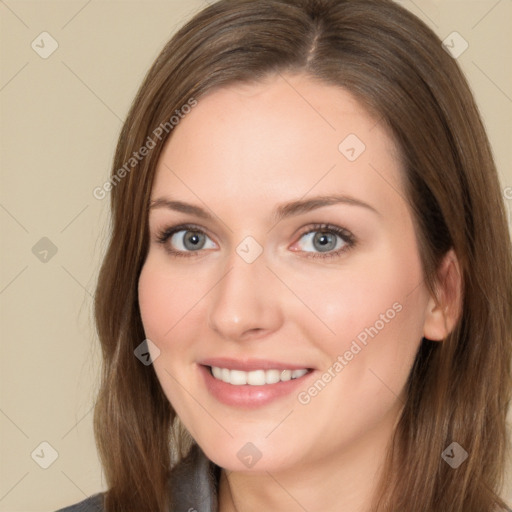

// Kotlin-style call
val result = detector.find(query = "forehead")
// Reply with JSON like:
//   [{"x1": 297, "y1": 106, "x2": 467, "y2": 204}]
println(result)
[{"x1": 152, "y1": 74, "x2": 405, "y2": 219}]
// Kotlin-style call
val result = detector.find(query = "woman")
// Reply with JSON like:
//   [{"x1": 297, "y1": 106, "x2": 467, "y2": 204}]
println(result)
[{"x1": 58, "y1": 0, "x2": 512, "y2": 510}]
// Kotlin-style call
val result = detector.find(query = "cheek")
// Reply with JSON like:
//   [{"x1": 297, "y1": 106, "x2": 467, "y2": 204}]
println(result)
[
  {"x1": 138, "y1": 256, "x2": 207, "y2": 343},
  {"x1": 286, "y1": 251, "x2": 425, "y2": 353},
  {"x1": 138, "y1": 262, "x2": 172, "y2": 341},
  {"x1": 137, "y1": 258, "x2": 203, "y2": 411},
  {"x1": 288, "y1": 256, "x2": 427, "y2": 438},
  {"x1": 286, "y1": 246, "x2": 428, "y2": 417}
]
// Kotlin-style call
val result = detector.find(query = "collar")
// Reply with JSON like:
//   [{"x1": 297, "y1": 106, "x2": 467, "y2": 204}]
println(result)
[{"x1": 169, "y1": 443, "x2": 220, "y2": 512}]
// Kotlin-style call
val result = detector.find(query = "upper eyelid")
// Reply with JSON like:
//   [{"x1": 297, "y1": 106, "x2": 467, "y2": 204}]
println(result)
[
  {"x1": 152, "y1": 222, "x2": 350, "y2": 236},
  {"x1": 153, "y1": 223, "x2": 212, "y2": 236},
  {"x1": 155, "y1": 224, "x2": 217, "y2": 244},
  {"x1": 148, "y1": 199, "x2": 375, "y2": 241}
]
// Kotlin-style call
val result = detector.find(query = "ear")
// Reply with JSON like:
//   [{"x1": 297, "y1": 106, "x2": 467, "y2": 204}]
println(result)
[{"x1": 423, "y1": 249, "x2": 463, "y2": 342}]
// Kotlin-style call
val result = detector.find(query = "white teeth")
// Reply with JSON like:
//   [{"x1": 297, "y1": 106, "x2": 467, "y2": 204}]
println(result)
[
  {"x1": 265, "y1": 369, "x2": 281, "y2": 384},
  {"x1": 247, "y1": 369, "x2": 266, "y2": 385},
  {"x1": 230, "y1": 370, "x2": 247, "y2": 385},
  {"x1": 292, "y1": 369, "x2": 308, "y2": 379},
  {"x1": 210, "y1": 366, "x2": 309, "y2": 386},
  {"x1": 280, "y1": 369, "x2": 292, "y2": 381}
]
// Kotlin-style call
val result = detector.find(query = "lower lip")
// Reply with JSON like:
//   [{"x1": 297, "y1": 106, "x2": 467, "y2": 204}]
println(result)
[{"x1": 198, "y1": 364, "x2": 314, "y2": 408}]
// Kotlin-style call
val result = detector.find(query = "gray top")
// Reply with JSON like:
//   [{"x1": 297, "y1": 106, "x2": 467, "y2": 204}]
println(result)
[{"x1": 55, "y1": 444, "x2": 219, "y2": 512}]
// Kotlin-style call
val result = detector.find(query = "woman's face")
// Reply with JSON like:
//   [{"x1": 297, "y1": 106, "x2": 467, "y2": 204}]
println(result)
[{"x1": 138, "y1": 74, "x2": 433, "y2": 473}]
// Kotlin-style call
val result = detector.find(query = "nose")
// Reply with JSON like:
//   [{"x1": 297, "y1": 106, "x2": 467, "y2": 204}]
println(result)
[{"x1": 207, "y1": 252, "x2": 284, "y2": 342}]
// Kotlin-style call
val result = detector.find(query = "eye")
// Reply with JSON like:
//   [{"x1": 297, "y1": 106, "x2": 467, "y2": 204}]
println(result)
[
  {"x1": 171, "y1": 230, "x2": 215, "y2": 251},
  {"x1": 156, "y1": 225, "x2": 216, "y2": 256},
  {"x1": 291, "y1": 224, "x2": 355, "y2": 258}
]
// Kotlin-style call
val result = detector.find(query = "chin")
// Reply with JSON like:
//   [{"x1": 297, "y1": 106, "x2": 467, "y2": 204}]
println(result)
[{"x1": 195, "y1": 434, "x2": 300, "y2": 473}]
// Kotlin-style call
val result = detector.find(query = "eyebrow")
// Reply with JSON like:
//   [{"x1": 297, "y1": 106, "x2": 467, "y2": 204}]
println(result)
[{"x1": 148, "y1": 194, "x2": 379, "y2": 223}]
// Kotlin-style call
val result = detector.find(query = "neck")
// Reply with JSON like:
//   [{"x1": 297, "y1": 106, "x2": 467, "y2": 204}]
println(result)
[{"x1": 218, "y1": 408, "x2": 398, "y2": 512}]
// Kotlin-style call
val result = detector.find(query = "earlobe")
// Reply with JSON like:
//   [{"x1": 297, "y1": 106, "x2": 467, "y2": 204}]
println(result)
[{"x1": 423, "y1": 249, "x2": 463, "y2": 342}]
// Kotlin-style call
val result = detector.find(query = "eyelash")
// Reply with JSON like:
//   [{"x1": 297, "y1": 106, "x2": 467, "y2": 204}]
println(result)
[
  {"x1": 155, "y1": 223, "x2": 356, "y2": 260},
  {"x1": 155, "y1": 223, "x2": 210, "y2": 259}
]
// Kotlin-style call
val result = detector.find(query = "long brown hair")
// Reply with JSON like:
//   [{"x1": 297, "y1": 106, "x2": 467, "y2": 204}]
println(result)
[{"x1": 93, "y1": 0, "x2": 512, "y2": 510}]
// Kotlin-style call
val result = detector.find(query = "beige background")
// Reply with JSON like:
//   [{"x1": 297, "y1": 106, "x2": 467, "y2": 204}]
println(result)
[{"x1": 0, "y1": 1, "x2": 511, "y2": 511}]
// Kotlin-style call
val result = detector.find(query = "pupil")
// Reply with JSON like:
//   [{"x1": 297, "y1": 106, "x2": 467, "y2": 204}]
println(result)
[
  {"x1": 184, "y1": 231, "x2": 205, "y2": 250},
  {"x1": 313, "y1": 232, "x2": 336, "y2": 252}
]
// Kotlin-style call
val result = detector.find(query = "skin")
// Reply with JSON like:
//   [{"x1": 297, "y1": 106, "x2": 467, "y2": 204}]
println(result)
[{"x1": 138, "y1": 73, "x2": 460, "y2": 512}]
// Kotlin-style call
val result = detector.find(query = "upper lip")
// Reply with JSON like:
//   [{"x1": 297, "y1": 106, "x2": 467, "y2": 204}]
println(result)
[{"x1": 199, "y1": 357, "x2": 313, "y2": 372}]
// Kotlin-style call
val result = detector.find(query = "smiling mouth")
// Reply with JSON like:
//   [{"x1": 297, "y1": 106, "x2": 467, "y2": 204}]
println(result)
[{"x1": 208, "y1": 366, "x2": 311, "y2": 386}]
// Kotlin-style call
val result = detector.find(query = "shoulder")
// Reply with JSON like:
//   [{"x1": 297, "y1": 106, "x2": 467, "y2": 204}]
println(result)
[{"x1": 55, "y1": 493, "x2": 104, "y2": 512}]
